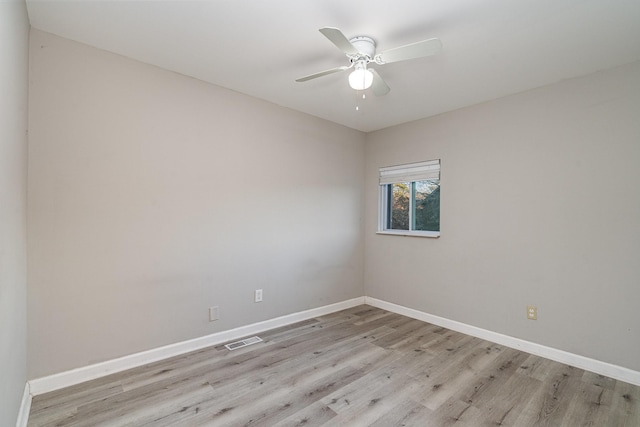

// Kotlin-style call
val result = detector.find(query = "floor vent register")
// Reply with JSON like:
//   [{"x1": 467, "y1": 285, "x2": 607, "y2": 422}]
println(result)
[{"x1": 224, "y1": 336, "x2": 263, "y2": 351}]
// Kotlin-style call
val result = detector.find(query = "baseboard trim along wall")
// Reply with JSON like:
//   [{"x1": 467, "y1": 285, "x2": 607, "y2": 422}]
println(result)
[
  {"x1": 365, "y1": 296, "x2": 640, "y2": 387},
  {"x1": 27, "y1": 297, "x2": 366, "y2": 396},
  {"x1": 27, "y1": 295, "x2": 640, "y2": 399},
  {"x1": 16, "y1": 382, "x2": 31, "y2": 427}
]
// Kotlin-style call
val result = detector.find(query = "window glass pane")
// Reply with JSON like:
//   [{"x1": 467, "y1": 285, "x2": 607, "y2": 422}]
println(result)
[
  {"x1": 414, "y1": 180, "x2": 440, "y2": 231},
  {"x1": 390, "y1": 182, "x2": 410, "y2": 230}
]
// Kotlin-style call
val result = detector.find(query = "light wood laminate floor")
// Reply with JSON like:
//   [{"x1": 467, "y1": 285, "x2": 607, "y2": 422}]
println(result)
[{"x1": 28, "y1": 306, "x2": 640, "y2": 426}]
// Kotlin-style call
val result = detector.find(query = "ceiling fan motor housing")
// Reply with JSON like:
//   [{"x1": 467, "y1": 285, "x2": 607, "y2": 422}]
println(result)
[{"x1": 349, "y1": 36, "x2": 376, "y2": 60}]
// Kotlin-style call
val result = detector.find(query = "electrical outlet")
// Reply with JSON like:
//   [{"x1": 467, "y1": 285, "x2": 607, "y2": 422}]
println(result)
[
  {"x1": 255, "y1": 289, "x2": 263, "y2": 303},
  {"x1": 527, "y1": 305, "x2": 537, "y2": 320},
  {"x1": 209, "y1": 306, "x2": 219, "y2": 322}
]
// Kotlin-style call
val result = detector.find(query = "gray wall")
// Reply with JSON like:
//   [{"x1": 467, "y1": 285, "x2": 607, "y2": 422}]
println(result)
[
  {"x1": 28, "y1": 30, "x2": 365, "y2": 378},
  {"x1": 0, "y1": 0, "x2": 29, "y2": 424},
  {"x1": 365, "y1": 61, "x2": 640, "y2": 372},
  {"x1": 24, "y1": 26, "x2": 640, "y2": 385}
]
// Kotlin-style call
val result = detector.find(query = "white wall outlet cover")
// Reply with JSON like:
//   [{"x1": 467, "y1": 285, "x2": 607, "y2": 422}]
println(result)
[{"x1": 209, "y1": 306, "x2": 219, "y2": 321}]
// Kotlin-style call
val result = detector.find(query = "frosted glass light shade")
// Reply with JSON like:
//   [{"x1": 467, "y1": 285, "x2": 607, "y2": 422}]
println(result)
[{"x1": 349, "y1": 68, "x2": 373, "y2": 90}]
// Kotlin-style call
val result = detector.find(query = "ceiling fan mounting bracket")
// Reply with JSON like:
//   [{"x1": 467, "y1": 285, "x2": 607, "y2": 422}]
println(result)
[{"x1": 348, "y1": 36, "x2": 376, "y2": 61}]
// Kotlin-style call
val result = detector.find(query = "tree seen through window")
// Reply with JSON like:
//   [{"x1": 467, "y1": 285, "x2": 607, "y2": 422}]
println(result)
[{"x1": 390, "y1": 180, "x2": 439, "y2": 232}]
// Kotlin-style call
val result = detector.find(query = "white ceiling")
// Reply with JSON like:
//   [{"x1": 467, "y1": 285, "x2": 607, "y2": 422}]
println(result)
[{"x1": 26, "y1": 0, "x2": 640, "y2": 132}]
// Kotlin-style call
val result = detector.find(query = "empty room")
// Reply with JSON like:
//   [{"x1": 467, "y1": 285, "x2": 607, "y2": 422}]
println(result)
[{"x1": 2, "y1": 0, "x2": 640, "y2": 425}]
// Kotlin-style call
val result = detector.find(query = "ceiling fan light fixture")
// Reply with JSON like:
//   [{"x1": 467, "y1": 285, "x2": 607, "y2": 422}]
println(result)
[{"x1": 349, "y1": 62, "x2": 373, "y2": 90}]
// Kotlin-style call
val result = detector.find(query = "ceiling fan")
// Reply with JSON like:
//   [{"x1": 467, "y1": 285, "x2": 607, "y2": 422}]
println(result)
[{"x1": 296, "y1": 27, "x2": 443, "y2": 96}]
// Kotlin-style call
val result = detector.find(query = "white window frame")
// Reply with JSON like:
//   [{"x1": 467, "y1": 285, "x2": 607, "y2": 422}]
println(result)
[{"x1": 377, "y1": 159, "x2": 441, "y2": 238}]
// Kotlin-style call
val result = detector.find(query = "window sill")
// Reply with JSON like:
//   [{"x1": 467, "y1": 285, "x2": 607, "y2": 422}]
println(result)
[{"x1": 376, "y1": 230, "x2": 440, "y2": 238}]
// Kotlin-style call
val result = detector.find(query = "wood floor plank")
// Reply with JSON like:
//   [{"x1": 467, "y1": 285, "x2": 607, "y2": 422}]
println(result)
[
  {"x1": 27, "y1": 306, "x2": 640, "y2": 426},
  {"x1": 582, "y1": 370, "x2": 619, "y2": 390},
  {"x1": 472, "y1": 370, "x2": 543, "y2": 426},
  {"x1": 447, "y1": 346, "x2": 531, "y2": 411},
  {"x1": 561, "y1": 380, "x2": 614, "y2": 426},
  {"x1": 323, "y1": 373, "x2": 421, "y2": 426},
  {"x1": 367, "y1": 399, "x2": 434, "y2": 427},
  {"x1": 138, "y1": 341, "x2": 395, "y2": 426},
  {"x1": 191, "y1": 363, "x2": 369, "y2": 425},
  {"x1": 199, "y1": 341, "x2": 390, "y2": 413},
  {"x1": 427, "y1": 397, "x2": 484, "y2": 427},
  {"x1": 271, "y1": 401, "x2": 337, "y2": 427},
  {"x1": 29, "y1": 383, "x2": 123, "y2": 420},
  {"x1": 514, "y1": 361, "x2": 583, "y2": 426},
  {"x1": 610, "y1": 380, "x2": 640, "y2": 426}
]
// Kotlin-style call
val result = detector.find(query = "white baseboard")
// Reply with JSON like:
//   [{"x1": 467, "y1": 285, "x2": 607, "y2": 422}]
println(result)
[
  {"x1": 28, "y1": 297, "x2": 365, "y2": 396},
  {"x1": 365, "y1": 297, "x2": 640, "y2": 387},
  {"x1": 15, "y1": 382, "x2": 31, "y2": 427},
  {"x1": 26, "y1": 294, "x2": 640, "y2": 400}
]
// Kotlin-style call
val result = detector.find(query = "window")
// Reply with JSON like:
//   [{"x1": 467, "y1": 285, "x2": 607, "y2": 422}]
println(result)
[{"x1": 378, "y1": 159, "x2": 440, "y2": 237}]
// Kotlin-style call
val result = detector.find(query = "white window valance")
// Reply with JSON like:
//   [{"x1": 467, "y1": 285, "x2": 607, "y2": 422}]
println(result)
[{"x1": 379, "y1": 159, "x2": 440, "y2": 185}]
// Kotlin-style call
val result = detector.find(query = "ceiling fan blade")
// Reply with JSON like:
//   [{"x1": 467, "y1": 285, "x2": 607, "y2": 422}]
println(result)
[
  {"x1": 295, "y1": 65, "x2": 350, "y2": 82},
  {"x1": 375, "y1": 38, "x2": 442, "y2": 64},
  {"x1": 319, "y1": 27, "x2": 359, "y2": 55},
  {"x1": 370, "y1": 69, "x2": 390, "y2": 96}
]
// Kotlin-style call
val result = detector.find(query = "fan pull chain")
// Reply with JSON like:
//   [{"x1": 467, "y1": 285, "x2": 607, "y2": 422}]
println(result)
[
  {"x1": 355, "y1": 92, "x2": 367, "y2": 111},
  {"x1": 356, "y1": 92, "x2": 367, "y2": 111}
]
